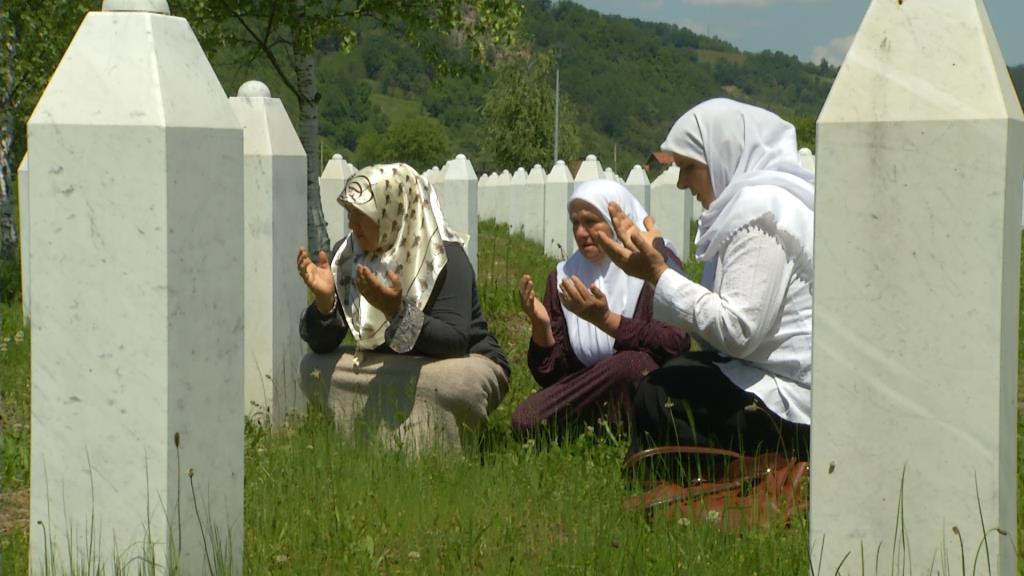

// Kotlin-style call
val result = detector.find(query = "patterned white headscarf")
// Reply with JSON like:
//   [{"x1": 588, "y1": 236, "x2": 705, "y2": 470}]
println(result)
[
  {"x1": 661, "y1": 98, "x2": 815, "y2": 287},
  {"x1": 556, "y1": 180, "x2": 648, "y2": 367},
  {"x1": 331, "y1": 163, "x2": 466, "y2": 350}
]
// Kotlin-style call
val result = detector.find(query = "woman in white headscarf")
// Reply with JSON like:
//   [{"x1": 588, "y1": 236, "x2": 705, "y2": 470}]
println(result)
[
  {"x1": 296, "y1": 163, "x2": 509, "y2": 453},
  {"x1": 596, "y1": 98, "x2": 814, "y2": 458},
  {"x1": 512, "y1": 179, "x2": 689, "y2": 435}
]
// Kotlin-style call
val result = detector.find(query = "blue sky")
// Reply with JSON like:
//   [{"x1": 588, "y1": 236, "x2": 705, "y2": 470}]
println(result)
[{"x1": 573, "y1": 0, "x2": 1024, "y2": 67}]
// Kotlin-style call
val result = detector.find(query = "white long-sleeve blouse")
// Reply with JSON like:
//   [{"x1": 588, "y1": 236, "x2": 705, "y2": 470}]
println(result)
[{"x1": 653, "y1": 222, "x2": 812, "y2": 425}]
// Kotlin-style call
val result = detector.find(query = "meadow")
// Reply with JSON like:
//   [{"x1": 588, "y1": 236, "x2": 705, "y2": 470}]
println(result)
[{"x1": 1, "y1": 221, "x2": 1021, "y2": 574}]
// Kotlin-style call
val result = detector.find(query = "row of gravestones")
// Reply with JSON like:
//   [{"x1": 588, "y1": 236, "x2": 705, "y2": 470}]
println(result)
[{"x1": 17, "y1": 0, "x2": 1022, "y2": 574}]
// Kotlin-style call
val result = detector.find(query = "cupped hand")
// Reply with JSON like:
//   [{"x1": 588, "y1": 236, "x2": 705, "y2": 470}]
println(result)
[
  {"x1": 297, "y1": 247, "x2": 337, "y2": 314},
  {"x1": 355, "y1": 264, "x2": 403, "y2": 317},
  {"x1": 558, "y1": 275, "x2": 610, "y2": 327},
  {"x1": 593, "y1": 202, "x2": 669, "y2": 285},
  {"x1": 518, "y1": 274, "x2": 550, "y2": 327}
]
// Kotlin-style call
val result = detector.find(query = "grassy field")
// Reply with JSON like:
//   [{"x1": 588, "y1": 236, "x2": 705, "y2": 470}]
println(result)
[{"x1": 1, "y1": 221, "x2": 1022, "y2": 574}]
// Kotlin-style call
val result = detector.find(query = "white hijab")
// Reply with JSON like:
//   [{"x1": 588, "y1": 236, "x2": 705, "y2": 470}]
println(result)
[
  {"x1": 557, "y1": 180, "x2": 648, "y2": 367},
  {"x1": 661, "y1": 98, "x2": 815, "y2": 288},
  {"x1": 331, "y1": 163, "x2": 466, "y2": 350}
]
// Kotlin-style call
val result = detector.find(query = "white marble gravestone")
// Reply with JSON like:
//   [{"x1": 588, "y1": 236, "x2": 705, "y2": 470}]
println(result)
[
  {"x1": 509, "y1": 167, "x2": 528, "y2": 234},
  {"x1": 523, "y1": 165, "x2": 547, "y2": 243},
  {"x1": 476, "y1": 173, "x2": 491, "y2": 220},
  {"x1": 319, "y1": 153, "x2": 353, "y2": 247},
  {"x1": 27, "y1": 1, "x2": 244, "y2": 572},
  {"x1": 798, "y1": 147, "x2": 816, "y2": 173},
  {"x1": 495, "y1": 169, "x2": 512, "y2": 227},
  {"x1": 575, "y1": 154, "x2": 604, "y2": 184},
  {"x1": 544, "y1": 160, "x2": 575, "y2": 260},
  {"x1": 625, "y1": 164, "x2": 650, "y2": 212},
  {"x1": 439, "y1": 154, "x2": 478, "y2": 271},
  {"x1": 229, "y1": 80, "x2": 307, "y2": 425},
  {"x1": 17, "y1": 154, "x2": 29, "y2": 325},
  {"x1": 649, "y1": 166, "x2": 689, "y2": 261},
  {"x1": 810, "y1": 1, "x2": 1023, "y2": 574}
]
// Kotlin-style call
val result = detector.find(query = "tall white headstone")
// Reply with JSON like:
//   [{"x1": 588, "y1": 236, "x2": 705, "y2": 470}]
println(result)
[
  {"x1": 810, "y1": 1, "x2": 1023, "y2": 574},
  {"x1": 27, "y1": 1, "x2": 244, "y2": 572},
  {"x1": 798, "y1": 147, "x2": 815, "y2": 173},
  {"x1": 625, "y1": 164, "x2": 650, "y2": 212},
  {"x1": 509, "y1": 167, "x2": 528, "y2": 234},
  {"x1": 477, "y1": 173, "x2": 492, "y2": 220},
  {"x1": 229, "y1": 80, "x2": 308, "y2": 425},
  {"x1": 17, "y1": 154, "x2": 29, "y2": 325},
  {"x1": 440, "y1": 154, "x2": 478, "y2": 271},
  {"x1": 649, "y1": 166, "x2": 690, "y2": 261},
  {"x1": 495, "y1": 169, "x2": 512, "y2": 227},
  {"x1": 523, "y1": 165, "x2": 546, "y2": 243},
  {"x1": 575, "y1": 154, "x2": 603, "y2": 184},
  {"x1": 319, "y1": 153, "x2": 353, "y2": 247},
  {"x1": 544, "y1": 161, "x2": 575, "y2": 260}
]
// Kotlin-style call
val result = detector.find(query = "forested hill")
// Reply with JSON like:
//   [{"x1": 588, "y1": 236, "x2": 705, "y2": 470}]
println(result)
[{"x1": 214, "y1": 1, "x2": 1024, "y2": 175}]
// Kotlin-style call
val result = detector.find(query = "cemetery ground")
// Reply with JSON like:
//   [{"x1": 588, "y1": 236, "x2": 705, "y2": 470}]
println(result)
[{"x1": 1, "y1": 222, "x2": 1022, "y2": 574}]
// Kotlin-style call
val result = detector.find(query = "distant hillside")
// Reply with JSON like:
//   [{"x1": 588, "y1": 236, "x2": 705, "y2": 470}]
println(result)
[{"x1": 214, "y1": 0, "x2": 837, "y2": 173}]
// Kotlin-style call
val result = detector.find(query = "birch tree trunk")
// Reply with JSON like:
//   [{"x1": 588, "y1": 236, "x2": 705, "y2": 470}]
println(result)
[
  {"x1": 0, "y1": 26, "x2": 19, "y2": 256},
  {"x1": 292, "y1": 0, "x2": 331, "y2": 254}
]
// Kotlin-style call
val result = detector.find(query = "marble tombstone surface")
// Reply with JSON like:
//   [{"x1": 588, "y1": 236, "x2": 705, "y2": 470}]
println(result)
[
  {"x1": 544, "y1": 160, "x2": 575, "y2": 260},
  {"x1": 625, "y1": 164, "x2": 651, "y2": 213},
  {"x1": 27, "y1": 2, "x2": 244, "y2": 572},
  {"x1": 17, "y1": 154, "x2": 29, "y2": 325},
  {"x1": 523, "y1": 164, "x2": 547, "y2": 244},
  {"x1": 810, "y1": 0, "x2": 1023, "y2": 574},
  {"x1": 438, "y1": 154, "x2": 479, "y2": 271},
  {"x1": 649, "y1": 165, "x2": 690, "y2": 262},
  {"x1": 229, "y1": 80, "x2": 308, "y2": 425},
  {"x1": 319, "y1": 153, "x2": 355, "y2": 247}
]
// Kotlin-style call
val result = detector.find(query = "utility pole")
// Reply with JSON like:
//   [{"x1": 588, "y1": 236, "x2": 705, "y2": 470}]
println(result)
[{"x1": 553, "y1": 64, "x2": 560, "y2": 165}]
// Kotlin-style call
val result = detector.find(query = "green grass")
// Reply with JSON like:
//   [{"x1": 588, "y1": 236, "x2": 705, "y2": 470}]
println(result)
[{"x1": 1, "y1": 222, "x2": 1022, "y2": 574}]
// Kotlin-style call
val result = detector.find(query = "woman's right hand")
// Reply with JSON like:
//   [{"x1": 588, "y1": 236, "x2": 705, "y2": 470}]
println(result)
[
  {"x1": 518, "y1": 274, "x2": 550, "y2": 327},
  {"x1": 297, "y1": 247, "x2": 337, "y2": 314}
]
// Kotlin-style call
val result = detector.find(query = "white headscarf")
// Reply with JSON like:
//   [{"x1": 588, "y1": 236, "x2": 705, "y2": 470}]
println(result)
[
  {"x1": 557, "y1": 180, "x2": 648, "y2": 367},
  {"x1": 661, "y1": 98, "x2": 815, "y2": 287},
  {"x1": 331, "y1": 163, "x2": 466, "y2": 350}
]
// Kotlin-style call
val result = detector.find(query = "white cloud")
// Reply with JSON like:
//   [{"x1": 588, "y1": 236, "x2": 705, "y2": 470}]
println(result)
[{"x1": 811, "y1": 34, "x2": 855, "y2": 65}]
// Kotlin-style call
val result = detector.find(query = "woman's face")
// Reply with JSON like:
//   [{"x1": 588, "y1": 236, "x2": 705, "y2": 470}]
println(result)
[
  {"x1": 569, "y1": 199, "x2": 612, "y2": 263},
  {"x1": 673, "y1": 153, "x2": 715, "y2": 209},
  {"x1": 346, "y1": 206, "x2": 379, "y2": 253}
]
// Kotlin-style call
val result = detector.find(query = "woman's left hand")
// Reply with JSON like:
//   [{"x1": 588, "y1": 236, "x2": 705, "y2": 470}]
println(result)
[
  {"x1": 559, "y1": 275, "x2": 614, "y2": 329},
  {"x1": 594, "y1": 202, "x2": 669, "y2": 285},
  {"x1": 355, "y1": 264, "x2": 403, "y2": 317}
]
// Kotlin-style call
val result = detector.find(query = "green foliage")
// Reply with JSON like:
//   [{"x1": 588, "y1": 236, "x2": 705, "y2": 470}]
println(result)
[
  {"x1": 480, "y1": 52, "x2": 581, "y2": 170},
  {"x1": 354, "y1": 114, "x2": 452, "y2": 172}
]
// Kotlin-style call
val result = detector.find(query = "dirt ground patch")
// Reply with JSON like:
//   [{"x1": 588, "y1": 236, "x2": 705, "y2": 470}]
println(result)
[{"x1": 0, "y1": 488, "x2": 29, "y2": 535}]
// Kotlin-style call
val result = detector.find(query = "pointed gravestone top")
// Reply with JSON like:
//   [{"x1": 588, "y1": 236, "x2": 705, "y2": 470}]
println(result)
[
  {"x1": 626, "y1": 164, "x2": 649, "y2": 186},
  {"x1": 819, "y1": 0, "x2": 1020, "y2": 123},
  {"x1": 237, "y1": 80, "x2": 272, "y2": 98},
  {"x1": 102, "y1": 0, "x2": 169, "y2": 13},
  {"x1": 527, "y1": 164, "x2": 546, "y2": 181},
  {"x1": 575, "y1": 155, "x2": 603, "y2": 182},
  {"x1": 446, "y1": 154, "x2": 475, "y2": 180},
  {"x1": 548, "y1": 160, "x2": 572, "y2": 183}
]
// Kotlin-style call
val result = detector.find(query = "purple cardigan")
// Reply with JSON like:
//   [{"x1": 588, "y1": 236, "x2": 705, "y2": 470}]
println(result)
[{"x1": 527, "y1": 270, "x2": 690, "y2": 387}]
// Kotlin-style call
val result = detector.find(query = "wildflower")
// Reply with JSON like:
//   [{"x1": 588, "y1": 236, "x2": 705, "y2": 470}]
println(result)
[
  {"x1": 310, "y1": 368, "x2": 321, "y2": 381},
  {"x1": 663, "y1": 398, "x2": 674, "y2": 409},
  {"x1": 274, "y1": 554, "x2": 289, "y2": 564},
  {"x1": 407, "y1": 551, "x2": 421, "y2": 560},
  {"x1": 0, "y1": 343, "x2": 6, "y2": 353},
  {"x1": 705, "y1": 509, "x2": 721, "y2": 523},
  {"x1": 13, "y1": 331, "x2": 24, "y2": 344},
  {"x1": 186, "y1": 467, "x2": 194, "y2": 478},
  {"x1": 676, "y1": 517, "x2": 691, "y2": 527}
]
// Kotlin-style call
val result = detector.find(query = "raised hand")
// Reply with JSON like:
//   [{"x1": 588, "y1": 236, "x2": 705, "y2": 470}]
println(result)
[
  {"x1": 355, "y1": 264, "x2": 403, "y2": 317},
  {"x1": 593, "y1": 202, "x2": 669, "y2": 285},
  {"x1": 297, "y1": 247, "x2": 337, "y2": 314},
  {"x1": 558, "y1": 275, "x2": 619, "y2": 335},
  {"x1": 519, "y1": 274, "x2": 555, "y2": 347}
]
